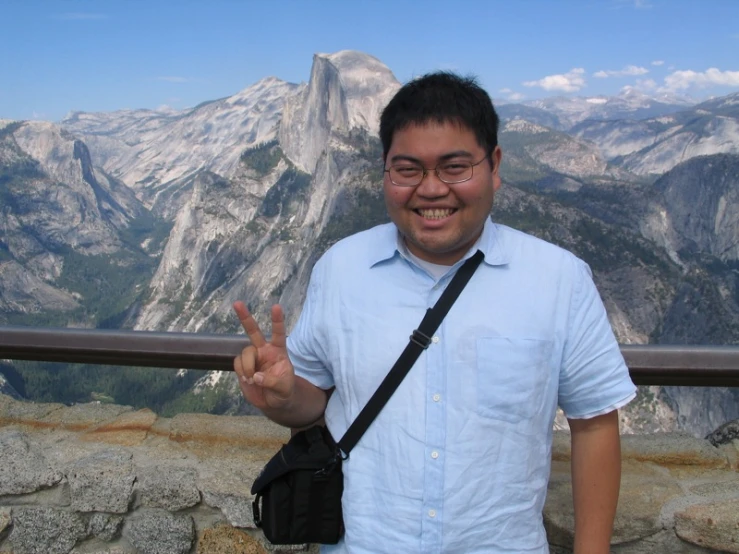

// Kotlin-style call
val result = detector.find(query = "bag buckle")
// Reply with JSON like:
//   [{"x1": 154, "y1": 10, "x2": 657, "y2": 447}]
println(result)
[
  {"x1": 315, "y1": 451, "x2": 341, "y2": 477},
  {"x1": 409, "y1": 329, "x2": 431, "y2": 349}
]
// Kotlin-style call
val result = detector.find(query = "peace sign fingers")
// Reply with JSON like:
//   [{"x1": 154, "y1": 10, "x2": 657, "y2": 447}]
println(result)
[{"x1": 232, "y1": 301, "x2": 296, "y2": 412}]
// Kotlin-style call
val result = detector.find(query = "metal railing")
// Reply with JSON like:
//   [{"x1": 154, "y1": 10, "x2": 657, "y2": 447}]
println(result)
[{"x1": 1, "y1": 326, "x2": 739, "y2": 387}]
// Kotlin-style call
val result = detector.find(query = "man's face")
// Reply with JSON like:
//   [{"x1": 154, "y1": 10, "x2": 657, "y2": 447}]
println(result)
[{"x1": 383, "y1": 121, "x2": 502, "y2": 265}]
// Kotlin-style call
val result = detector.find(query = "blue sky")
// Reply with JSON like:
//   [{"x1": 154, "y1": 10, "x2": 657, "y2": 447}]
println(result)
[{"x1": 2, "y1": 0, "x2": 739, "y2": 122}]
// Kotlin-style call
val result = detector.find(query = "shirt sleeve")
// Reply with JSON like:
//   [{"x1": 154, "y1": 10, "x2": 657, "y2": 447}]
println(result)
[
  {"x1": 286, "y1": 257, "x2": 335, "y2": 390},
  {"x1": 558, "y1": 258, "x2": 636, "y2": 419}
]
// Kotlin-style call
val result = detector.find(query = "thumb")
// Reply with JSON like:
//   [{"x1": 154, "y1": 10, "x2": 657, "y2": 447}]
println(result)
[{"x1": 254, "y1": 366, "x2": 293, "y2": 399}]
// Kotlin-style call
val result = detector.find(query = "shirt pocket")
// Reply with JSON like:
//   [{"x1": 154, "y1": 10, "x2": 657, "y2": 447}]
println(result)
[{"x1": 476, "y1": 337, "x2": 553, "y2": 423}]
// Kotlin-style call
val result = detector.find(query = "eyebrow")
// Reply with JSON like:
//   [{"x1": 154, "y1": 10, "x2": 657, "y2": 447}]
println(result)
[{"x1": 389, "y1": 150, "x2": 475, "y2": 164}]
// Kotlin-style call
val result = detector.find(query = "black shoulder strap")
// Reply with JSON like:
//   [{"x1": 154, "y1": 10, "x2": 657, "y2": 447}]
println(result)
[{"x1": 337, "y1": 250, "x2": 484, "y2": 455}]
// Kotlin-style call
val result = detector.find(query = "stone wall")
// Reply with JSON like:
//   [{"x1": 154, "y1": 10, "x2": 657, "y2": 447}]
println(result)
[{"x1": 0, "y1": 393, "x2": 738, "y2": 554}]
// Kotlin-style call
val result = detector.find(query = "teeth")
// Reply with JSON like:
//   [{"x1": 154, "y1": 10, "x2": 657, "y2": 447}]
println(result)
[{"x1": 418, "y1": 209, "x2": 454, "y2": 219}]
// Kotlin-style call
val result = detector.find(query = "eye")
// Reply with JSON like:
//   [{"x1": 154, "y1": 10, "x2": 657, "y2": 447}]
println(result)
[
  {"x1": 439, "y1": 163, "x2": 470, "y2": 175},
  {"x1": 394, "y1": 165, "x2": 422, "y2": 176}
]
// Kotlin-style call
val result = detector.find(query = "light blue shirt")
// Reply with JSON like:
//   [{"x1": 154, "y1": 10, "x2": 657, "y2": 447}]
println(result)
[{"x1": 287, "y1": 217, "x2": 636, "y2": 554}]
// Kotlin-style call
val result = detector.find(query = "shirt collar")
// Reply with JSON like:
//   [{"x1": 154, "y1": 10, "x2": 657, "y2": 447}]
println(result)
[{"x1": 368, "y1": 217, "x2": 511, "y2": 268}]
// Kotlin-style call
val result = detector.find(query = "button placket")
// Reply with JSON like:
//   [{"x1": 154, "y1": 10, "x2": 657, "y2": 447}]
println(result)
[{"x1": 421, "y1": 282, "x2": 446, "y2": 552}]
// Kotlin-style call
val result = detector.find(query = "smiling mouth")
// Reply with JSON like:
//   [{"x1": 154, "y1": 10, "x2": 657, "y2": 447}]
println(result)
[{"x1": 415, "y1": 208, "x2": 456, "y2": 219}]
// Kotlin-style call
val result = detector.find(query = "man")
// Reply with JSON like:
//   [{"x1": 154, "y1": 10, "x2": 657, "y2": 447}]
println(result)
[{"x1": 233, "y1": 72, "x2": 636, "y2": 553}]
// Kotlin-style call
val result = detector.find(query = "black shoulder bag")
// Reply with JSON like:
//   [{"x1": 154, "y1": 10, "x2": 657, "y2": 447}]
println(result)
[{"x1": 251, "y1": 250, "x2": 484, "y2": 545}]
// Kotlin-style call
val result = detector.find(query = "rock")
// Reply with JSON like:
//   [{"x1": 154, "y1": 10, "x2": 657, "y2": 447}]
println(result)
[
  {"x1": 0, "y1": 395, "x2": 64, "y2": 427},
  {"x1": 168, "y1": 413, "x2": 287, "y2": 457},
  {"x1": 136, "y1": 466, "x2": 200, "y2": 510},
  {"x1": 706, "y1": 419, "x2": 739, "y2": 447},
  {"x1": 675, "y1": 498, "x2": 739, "y2": 553},
  {"x1": 718, "y1": 441, "x2": 739, "y2": 470},
  {"x1": 40, "y1": 403, "x2": 133, "y2": 432},
  {"x1": 82, "y1": 409, "x2": 157, "y2": 447},
  {"x1": 613, "y1": 472, "x2": 684, "y2": 543},
  {"x1": 70, "y1": 545, "x2": 136, "y2": 554},
  {"x1": 67, "y1": 450, "x2": 135, "y2": 513},
  {"x1": 87, "y1": 513, "x2": 124, "y2": 542},
  {"x1": 551, "y1": 431, "x2": 571, "y2": 461},
  {"x1": 0, "y1": 430, "x2": 62, "y2": 495},
  {"x1": 544, "y1": 460, "x2": 684, "y2": 547},
  {"x1": 201, "y1": 489, "x2": 255, "y2": 529},
  {"x1": 122, "y1": 509, "x2": 194, "y2": 554},
  {"x1": 9, "y1": 507, "x2": 87, "y2": 554},
  {"x1": 199, "y1": 463, "x2": 265, "y2": 529},
  {"x1": 611, "y1": 529, "x2": 719, "y2": 553},
  {"x1": 621, "y1": 432, "x2": 729, "y2": 468},
  {"x1": 196, "y1": 524, "x2": 267, "y2": 553}
]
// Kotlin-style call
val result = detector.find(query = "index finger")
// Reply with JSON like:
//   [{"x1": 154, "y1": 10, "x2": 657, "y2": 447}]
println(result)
[{"x1": 233, "y1": 301, "x2": 267, "y2": 348}]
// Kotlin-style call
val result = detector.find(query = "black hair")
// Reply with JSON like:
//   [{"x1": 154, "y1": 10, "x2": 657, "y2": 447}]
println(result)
[{"x1": 379, "y1": 71, "x2": 500, "y2": 159}]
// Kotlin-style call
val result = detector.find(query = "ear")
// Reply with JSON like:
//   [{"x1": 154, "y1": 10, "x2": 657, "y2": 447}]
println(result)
[{"x1": 491, "y1": 146, "x2": 502, "y2": 192}]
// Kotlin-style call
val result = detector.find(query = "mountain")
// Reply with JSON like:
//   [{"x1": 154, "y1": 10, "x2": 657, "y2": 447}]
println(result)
[
  {"x1": 0, "y1": 119, "x2": 162, "y2": 327},
  {"x1": 2, "y1": 51, "x2": 739, "y2": 436},
  {"x1": 61, "y1": 77, "x2": 300, "y2": 217},
  {"x1": 497, "y1": 104, "x2": 564, "y2": 130},
  {"x1": 643, "y1": 153, "x2": 739, "y2": 263},
  {"x1": 499, "y1": 119, "x2": 609, "y2": 189},
  {"x1": 0, "y1": 362, "x2": 24, "y2": 400},
  {"x1": 523, "y1": 88, "x2": 695, "y2": 130},
  {"x1": 279, "y1": 51, "x2": 399, "y2": 173},
  {"x1": 570, "y1": 92, "x2": 739, "y2": 175},
  {"x1": 132, "y1": 51, "x2": 396, "y2": 334}
]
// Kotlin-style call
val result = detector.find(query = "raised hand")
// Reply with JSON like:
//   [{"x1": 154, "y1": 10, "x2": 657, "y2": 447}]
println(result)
[{"x1": 233, "y1": 301, "x2": 296, "y2": 411}]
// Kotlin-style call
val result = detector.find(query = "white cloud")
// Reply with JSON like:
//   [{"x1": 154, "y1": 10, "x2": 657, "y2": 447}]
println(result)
[
  {"x1": 157, "y1": 76, "x2": 189, "y2": 83},
  {"x1": 55, "y1": 13, "x2": 109, "y2": 20},
  {"x1": 594, "y1": 65, "x2": 649, "y2": 78},
  {"x1": 662, "y1": 68, "x2": 739, "y2": 91},
  {"x1": 652, "y1": 60, "x2": 665, "y2": 66},
  {"x1": 621, "y1": 79, "x2": 658, "y2": 94},
  {"x1": 523, "y1": 68, "x2": 586, "y2": 92},
  {"x1": 637, "y1": 78, "x2": 658, "y2": 90},
  {"x1": 497, "y1": 88, "x2": 525, "y2": 102}
]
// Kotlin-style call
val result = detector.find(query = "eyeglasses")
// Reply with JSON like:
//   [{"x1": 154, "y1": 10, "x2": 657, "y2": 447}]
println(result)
[{"x1": 384, "y1": 156, "x2": 489, "y2": 187}]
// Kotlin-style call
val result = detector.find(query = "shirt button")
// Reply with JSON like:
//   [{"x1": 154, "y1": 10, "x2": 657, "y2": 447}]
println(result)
[
  {"x1": 428, "y1": 509, "x2": 436, "y2": 518},
  {"x1": 432, "y1": 336, "x2": 440, "y2": 344},
  {"x1": 432, "y1": 394, "x2": 441, "y2": 402},
  {"x1": 431, "y1": 451, "x2": 439, "y2": 459}
]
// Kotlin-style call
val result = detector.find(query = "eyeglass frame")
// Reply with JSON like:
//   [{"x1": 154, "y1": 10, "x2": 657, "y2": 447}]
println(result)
[{"x1": 383, "y1": 154, "x2": 492, "y2": 187}]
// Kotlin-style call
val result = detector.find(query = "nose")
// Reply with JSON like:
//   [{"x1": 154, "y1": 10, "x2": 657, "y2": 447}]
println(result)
[{"x1": 415, "y1": 169, "x2": 450, "y2": 198}]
